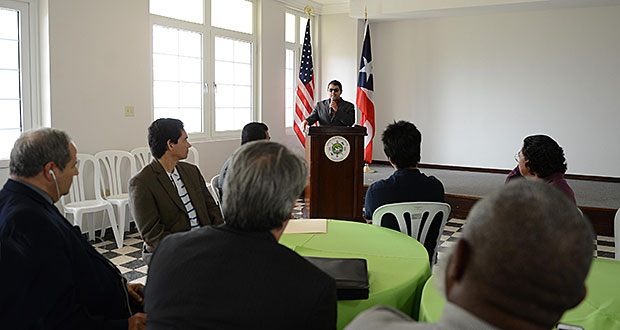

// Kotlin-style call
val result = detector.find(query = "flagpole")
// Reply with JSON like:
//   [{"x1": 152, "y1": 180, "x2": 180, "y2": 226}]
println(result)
[
  {"x1": 361, "y1": 7, "x2": 377, "y2": 174},
  {"x1": 304, "y1": 6, "x2": 314, "y2": 18}
]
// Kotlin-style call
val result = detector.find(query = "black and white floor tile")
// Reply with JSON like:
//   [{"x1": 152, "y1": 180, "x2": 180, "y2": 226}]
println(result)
[{"x1": 92, "y1": 200, "x2": 616, "y2": 284}]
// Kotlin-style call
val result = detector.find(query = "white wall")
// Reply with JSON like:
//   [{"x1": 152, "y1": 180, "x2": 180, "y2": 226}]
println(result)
[
  {"x1": 42, "y1": 0, "x2": 297, "y2": 181},
  {"x1": 319, "y1": 14, "x2": 359, "y2": 112},
  {"x1": 367, "y1": 5, "x2": 620, "y2": 176}
]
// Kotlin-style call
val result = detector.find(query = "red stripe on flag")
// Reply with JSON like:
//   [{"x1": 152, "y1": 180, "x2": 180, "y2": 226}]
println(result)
[{"x1": 357, "y1": 87, "x2": 375, "y2": 163}]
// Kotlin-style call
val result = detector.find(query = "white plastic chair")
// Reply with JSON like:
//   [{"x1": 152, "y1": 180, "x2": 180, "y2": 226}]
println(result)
[
  {"x1": 615, "y1": 208, "x2": 619, "y2": 261},
  {"x1": 372, "y1": 202, "x2": 451, "y2": 265},
  {"x1": 95, "y1": 150, "x2": 136, "y2": 245},
  {"x1": 62, "y1": 153, "x2": 122, "y2": 249},
  {"x1": 130, "y1": 147, "x2": 152, "y2": 172},
  {"x1": 209, "y1": 174, "x2": 221, "y2": 206},
  {"x1": 187, "y1": 146, "x2": 199, "y2": 168}
]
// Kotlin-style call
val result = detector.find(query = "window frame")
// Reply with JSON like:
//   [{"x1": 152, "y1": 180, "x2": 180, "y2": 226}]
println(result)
[
  {"x1": 149, "y1": 0, "x2": 258, "y2": 143},
  {"x1": 284, "y1": 9, "x2": 315, "y2": 131},
  {"x1": 0, "y1": 0, "x2": 40, "y2": 167}
]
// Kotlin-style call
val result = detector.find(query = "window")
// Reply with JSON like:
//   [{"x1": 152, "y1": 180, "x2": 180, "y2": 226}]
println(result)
[
  {"x1": 284, "y1": 11, "x2": 314, "y2": 128},
  {"x1": 150, "y1": 0, "x2": 256, "y2": 138},
  {"x1": 0, "y1": 0, "x2": 38, "y2": 163}
]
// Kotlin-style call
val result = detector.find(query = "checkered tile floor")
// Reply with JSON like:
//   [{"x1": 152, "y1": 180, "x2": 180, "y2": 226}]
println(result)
[{"x1": 92, "y1": 200, "x2": 616, "y2": 284}]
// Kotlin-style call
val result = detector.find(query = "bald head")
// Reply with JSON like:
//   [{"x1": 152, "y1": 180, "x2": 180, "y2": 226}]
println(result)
[{"x1": 450, "y1": 180, "x2": 593, "y2": 327}]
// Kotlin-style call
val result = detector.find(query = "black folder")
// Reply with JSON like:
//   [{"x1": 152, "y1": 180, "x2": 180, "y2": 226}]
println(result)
[{"x1": 304, "y1": 257, "x2": 369, "y2": 300}]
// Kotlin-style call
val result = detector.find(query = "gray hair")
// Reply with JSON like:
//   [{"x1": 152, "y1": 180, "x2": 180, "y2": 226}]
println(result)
[
  {"x1": 222, "y1": 141, "x2": 307, "y2": 231},
  {"x1": 10, "y1": 128, "x2": 72, "y2": 178},
  {"x1": 462, "y1": 180, "x2": 593, "y2": 314}
]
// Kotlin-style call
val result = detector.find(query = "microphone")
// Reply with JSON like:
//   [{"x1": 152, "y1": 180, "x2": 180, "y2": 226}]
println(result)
[{"x1": 330, "y1": 96, "x2": 337, "y2": 110}]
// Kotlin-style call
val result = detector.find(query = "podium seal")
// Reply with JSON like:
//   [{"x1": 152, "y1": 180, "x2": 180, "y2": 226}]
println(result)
[{"x1": 324, "y1": 136, "x2": 350, "y2": 162}]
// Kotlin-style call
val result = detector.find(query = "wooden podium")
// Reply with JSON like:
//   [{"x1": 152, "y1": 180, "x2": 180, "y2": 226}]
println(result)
[{"x1": 305, "y1": 125, "x2": 367, "y2": 221}]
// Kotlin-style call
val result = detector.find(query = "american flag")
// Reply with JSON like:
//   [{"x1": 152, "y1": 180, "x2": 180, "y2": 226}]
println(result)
[
  {"x1": 356, "y1": 20, "x2": 375, "y2": 163},
  {"x1": 293, "y1": 20, "x2": 314, "y2": 147}
]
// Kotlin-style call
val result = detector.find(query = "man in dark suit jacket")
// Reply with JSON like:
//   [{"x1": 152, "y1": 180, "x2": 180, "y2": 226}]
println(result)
[
  {"x1": 303, "y1": 80, "x2": 355, "y2": 128},
  {"x1": 129, "y1": 119, "x2": 223, "y2": 263},
  {"x1": 0, "y1": 128, "x2": 146, "y2": 329},
  {"x1": 145, "y1": 141, "x2": 337, "y2": 330}
]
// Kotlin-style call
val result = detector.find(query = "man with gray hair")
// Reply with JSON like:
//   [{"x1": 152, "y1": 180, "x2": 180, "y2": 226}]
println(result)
[
  {"x1": 346, "y1": 180, "x2": 593, "y2": 330},
  {"x1": 0, "y1": 128, "x2": 146, "y2": 329},
  {"x1": 145, "y1": 141, "x2": 337, "y2": 329}
]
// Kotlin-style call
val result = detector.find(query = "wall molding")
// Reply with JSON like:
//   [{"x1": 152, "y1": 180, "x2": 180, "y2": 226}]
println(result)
[{"x1": 370, "y1": 160, "x2": 620, "y2": 183}]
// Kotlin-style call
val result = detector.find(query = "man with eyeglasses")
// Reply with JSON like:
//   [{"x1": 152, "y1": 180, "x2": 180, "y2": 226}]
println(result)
[{"x1": 303, "y1": 80, "x2": 355, "y2": 129}]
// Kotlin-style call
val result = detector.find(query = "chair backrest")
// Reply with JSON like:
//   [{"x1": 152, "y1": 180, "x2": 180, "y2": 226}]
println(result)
[
  {"x1": 372, "y1": 202, "x2": 451, "y2": 264},
  {"x1": 62, "y1": 153, "x2": 104, "y2": 205},
  {"x1": 187, "y1": 146, "x2": 200, "y2": 168},
  {"x1": 615, "y1": 208, "x2": 620, "y2": 261},
  {"x1": 95, "y1": 150, "x2": 136, "y2": 197},
  {"x1": 210, "y1": 174, "x2": 221, "y2": 205},
  {"x1": 130, "y1": 147, "x2": 152, "y2": 171}
]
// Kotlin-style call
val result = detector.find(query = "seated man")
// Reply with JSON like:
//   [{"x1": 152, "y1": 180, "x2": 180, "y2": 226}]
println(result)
[
  {"x1": 129, "y1": 118, "x2": 223, "y2": 263},
  {"x1": 145, "y1": 141, "x2": 337, "y2": 330},
  {"x1": 364, "y1": 121, "x2": 445, "y2": 259},
  {"x1": 507, "y1": 134, "x2": 576, "y2": 204},
  {"x1": 217, "y1": 121, "x2": 270, "y2": 198},
  {"x1": 346, "y1": 180, "x2": 593, "y2": 330},
  {"x1": 0, "y1": 128, "x2": 146, "y2": 329}
]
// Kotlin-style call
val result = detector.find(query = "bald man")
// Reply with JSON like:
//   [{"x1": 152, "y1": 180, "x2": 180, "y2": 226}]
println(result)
[{"x1": 346, "y1": 180, "x2": 593, "y2": 330}]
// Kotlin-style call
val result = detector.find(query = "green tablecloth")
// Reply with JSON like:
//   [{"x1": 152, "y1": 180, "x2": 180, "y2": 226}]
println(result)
[
  {"x1": 419, "y1": 258, "x2": 620, "y2": 329},
  {"x1": 280, "y1": 220, "x2": 431, "y2": 330}
]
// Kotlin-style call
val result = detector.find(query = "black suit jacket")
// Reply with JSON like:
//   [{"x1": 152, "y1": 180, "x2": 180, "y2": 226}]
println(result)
[
  {"x1": 0, "y1": 179, "x2": 131, "y2": 329},
  {"x1": 306, "y1": 98, "x2": 355, "y2": 126},
  {"x1": 145, "y1": 224, "x2": 337, "y2": 330}
]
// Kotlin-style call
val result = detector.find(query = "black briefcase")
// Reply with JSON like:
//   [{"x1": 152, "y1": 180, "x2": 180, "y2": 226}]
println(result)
[{"x1": 304, "y1": 257, "x2": 369, "y2": 300}]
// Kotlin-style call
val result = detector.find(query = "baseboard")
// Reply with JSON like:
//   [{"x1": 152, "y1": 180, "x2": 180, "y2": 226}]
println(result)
[
  {"x1": 370, "y1": 160, "x2": 620, "y2": 183},
  {"x1": 362, "y1": 186, "x2": 615, "y2": 236}
]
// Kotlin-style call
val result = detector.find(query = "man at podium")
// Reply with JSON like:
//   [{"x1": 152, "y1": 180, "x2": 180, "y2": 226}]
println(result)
[{"x1": 303, "y1": 80, "x2": 355, "y2": 129}]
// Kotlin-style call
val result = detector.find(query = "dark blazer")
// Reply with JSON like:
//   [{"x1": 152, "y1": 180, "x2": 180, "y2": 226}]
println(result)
[
  {"x1": 145, "y1": 224, "x2": 337, "y2": 330},
  {"x1": 129, "y1": 160, "x2": 223, "y2": 250},
  {"x1": 0, "y1": 179, "x2": 131, "y2": 329},
  {"x1": 306, "y1": 98, "x2": 355, "y2": 126}
]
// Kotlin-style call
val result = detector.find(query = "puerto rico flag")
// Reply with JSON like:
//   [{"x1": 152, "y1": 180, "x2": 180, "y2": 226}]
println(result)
[
  {"x1": 356, "y1": 20, "x2": 375, "y2": 163},
  {"x1": 293, "y1": 20, "x2": 315, "y2": 147}
]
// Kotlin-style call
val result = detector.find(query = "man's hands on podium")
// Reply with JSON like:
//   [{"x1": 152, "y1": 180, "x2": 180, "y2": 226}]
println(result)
[{"x1": 302, "y1": 119, "x2": 309, "y2": 131}]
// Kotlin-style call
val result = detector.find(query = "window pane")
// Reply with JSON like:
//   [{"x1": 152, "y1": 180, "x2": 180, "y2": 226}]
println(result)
[
  {"x1": 214, "y1": 37, "x2": 233, "y2": 61},
  {"x1": 153, "y1": 25, "x2": 203, "y2": 132},
  {"x1": 233, "y1": 107, "x2": 251, "y2": 129},
  {"x1": 0, "y1": 8, "x2": 18, "y2": 40},
  {"x1": 150, "y1": 0, "x2": 203, "y2": 24},
  {"x1": 299, "y1": 17, "x2": 308, "y2": 45},
  {"x1": 285, "y1": 13, "x2": 295, "y2": 43},
  {"x1": 153, "y1": 25, "x2": 179, "y2": 55},
  {"x1": 0, "y1": 40, "x2": 18, "y2": 70},
  {"x1": 179, "y1": 31, "x2": 201, "y2": 58},
  {"x1": 215, "y1": 85, "x2": 233, "y2": 108},
  {"x1": 233, "y1": 63, "x2": 251, "y2": 86},
  {"x1": 179, "y1": 83, "x2": 202, "y2": 108},
  {"x1": 153, "y1": 54, "x2": 179, "y2": 81},
  {"x1": 211, "y1": 0, "x2": 252, "y2": 34},
  {"x1": 233, "y1": 86, "x2": 251, "y2": 108},
  {"x1": 234, "y1": 41, "x2": 251, "y2": 64},
  {"x1": 214, "y1": 61, "x2": 233, "y2": 85},
  {"x1": 0, "y1": 100, "x2": 21, "y2": 129},
  {"x1": 0, "y1": 70, "x2": 19, "y2": 99},
  {"x1": 215, "y1": 108, "x2": 233, "y2": 131},
  {"x1": 153, "y1": 81, "x2": 179, "y2": 107},
  {"x1": 179, "y1": 107, "x2": 202, "y2": 133},
  {"x1": 179, "y1": 56, "x2": 201, "y2": 82},
  {"x1": 0, "y1": 129, "x2": 21, "y2": 160}
]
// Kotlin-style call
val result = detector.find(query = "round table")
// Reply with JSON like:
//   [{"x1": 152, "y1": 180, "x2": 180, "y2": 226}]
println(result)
[
  {"x1": 419, "y1": 258, "x2": 620, "y2": 329},
  {"x1": 280, "y1": 219, "x2": 431, "y2": 330}
]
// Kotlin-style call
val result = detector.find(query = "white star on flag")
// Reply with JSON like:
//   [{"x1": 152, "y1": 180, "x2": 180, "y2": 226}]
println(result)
[{"x1": 359, "y1": 57, "x2": 373, "y2": 83}]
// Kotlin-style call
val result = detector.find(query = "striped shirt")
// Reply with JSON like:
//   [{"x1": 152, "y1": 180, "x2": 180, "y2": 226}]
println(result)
[{"x1": 168, "y1": 167, "x2": 200, "y2": 231}]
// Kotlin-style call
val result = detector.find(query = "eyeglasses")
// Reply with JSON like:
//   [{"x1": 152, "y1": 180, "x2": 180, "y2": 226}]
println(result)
[
  {"x1": 514, "y1": 151, "x2": 522, "y2": 162},
  {"x1": 328, "y1": 88, "x2": 340, "y2": 92}
]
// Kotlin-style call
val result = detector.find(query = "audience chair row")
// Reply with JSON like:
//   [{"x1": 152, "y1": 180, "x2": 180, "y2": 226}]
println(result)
[{"x1": 61, "y1": 146, "x2": 201, "y2": 249}]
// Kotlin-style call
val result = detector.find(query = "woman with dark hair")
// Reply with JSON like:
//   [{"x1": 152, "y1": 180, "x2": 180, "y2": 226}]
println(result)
[{"x1": 506, "y1": 135, "x2": 576, "y2": 204}]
